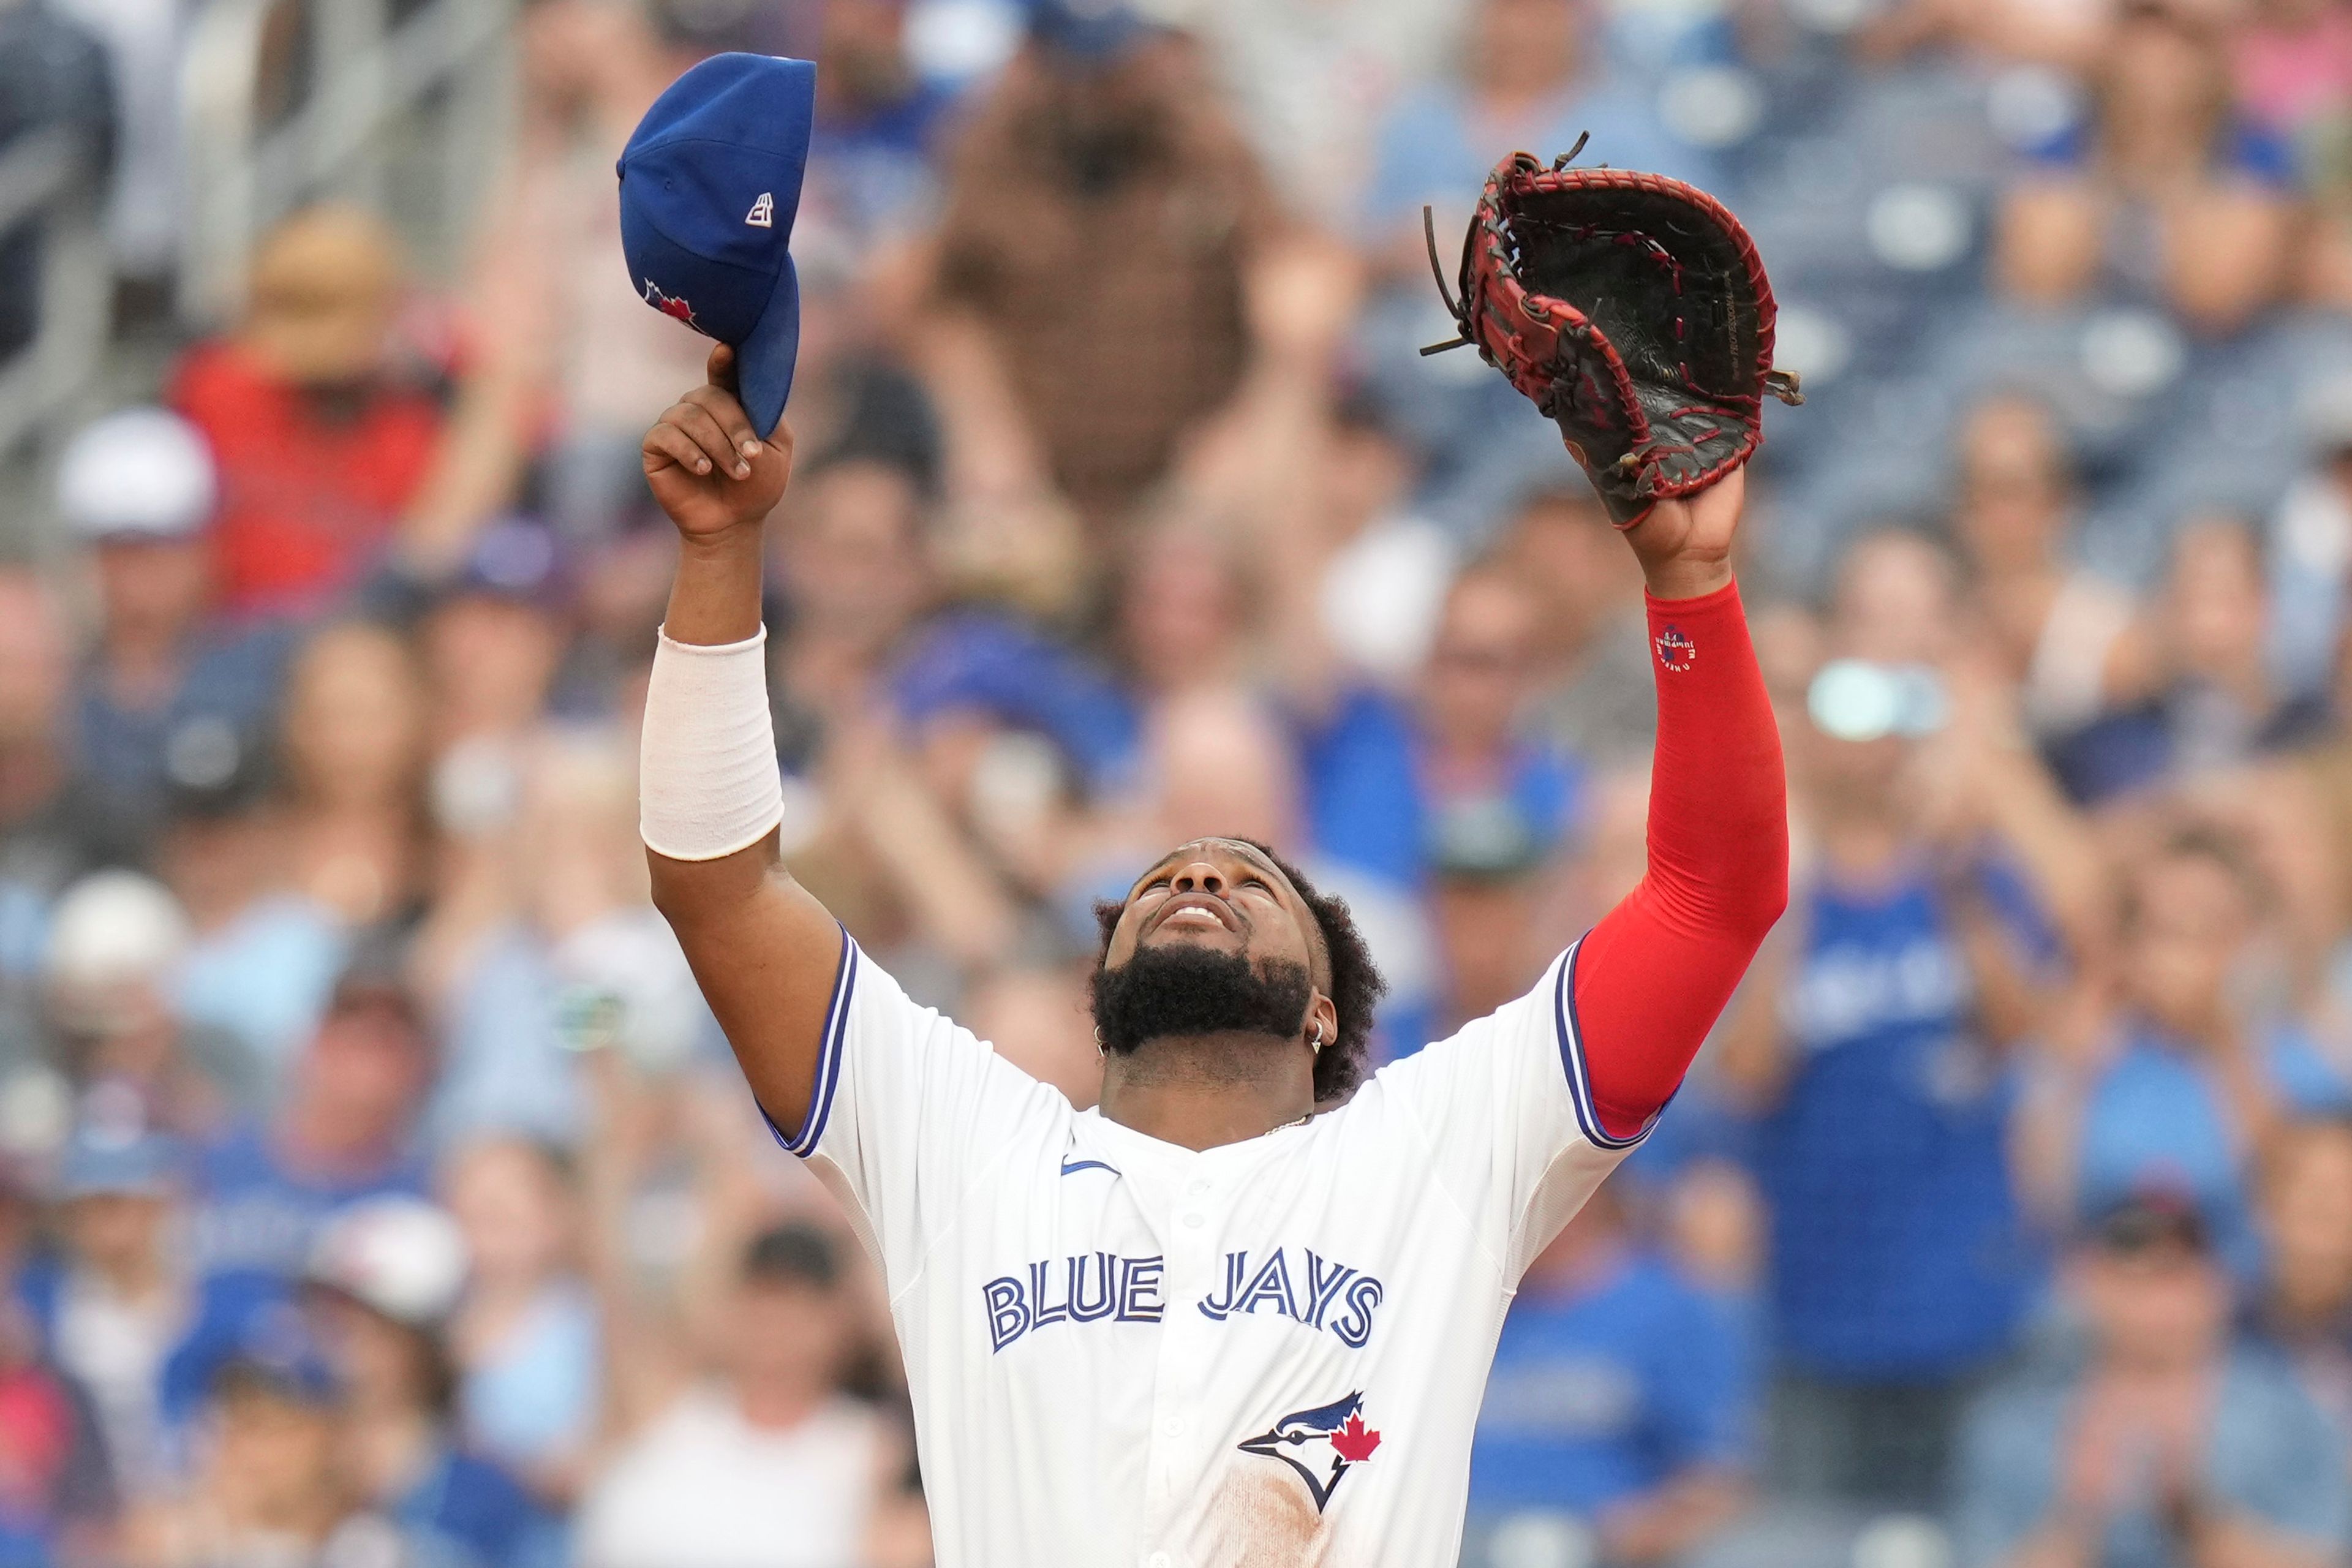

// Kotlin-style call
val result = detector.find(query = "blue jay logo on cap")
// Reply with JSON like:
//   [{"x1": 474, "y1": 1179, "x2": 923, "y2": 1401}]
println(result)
[
  {"x1": 617, "y1": 53, "x2": 815, "y2": 439},
  {"x1": 643, "y1": 280, "x2": 702, "y2": 333}
]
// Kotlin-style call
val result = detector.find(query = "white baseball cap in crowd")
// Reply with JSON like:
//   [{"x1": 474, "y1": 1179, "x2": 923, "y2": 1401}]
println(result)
[
  {"x1": 306, "y1": 1196, "x2": 470, "y2": 1329},
  {"x1": 43, "y1": 870, "x2": 192, "y2": 994},
  {"x1": 55, "y1": 408, "x2": 218, "y2": 543}
]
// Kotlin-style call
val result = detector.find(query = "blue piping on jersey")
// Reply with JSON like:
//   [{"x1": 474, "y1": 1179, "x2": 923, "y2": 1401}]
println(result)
[
  {"x1": 763, "y1": 928, "x2": 858, "y2": 1157},
  {"x1": 1553, "y1": 938, "x2": 1657, "y2": 1151},
  {"x1": 1058, "y1": 1159, "x2": 1120, "y2": 1177}
]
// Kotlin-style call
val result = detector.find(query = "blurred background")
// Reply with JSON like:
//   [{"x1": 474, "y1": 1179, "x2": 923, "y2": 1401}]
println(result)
[{"x1": 4, "y1": 0, "x2": 2352, "y2": 1564}]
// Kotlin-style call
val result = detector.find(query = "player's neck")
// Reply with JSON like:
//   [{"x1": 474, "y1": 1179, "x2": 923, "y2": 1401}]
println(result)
[{"x1": 1098, "y1": 1031, "x2": 1317, "y2": 1152}]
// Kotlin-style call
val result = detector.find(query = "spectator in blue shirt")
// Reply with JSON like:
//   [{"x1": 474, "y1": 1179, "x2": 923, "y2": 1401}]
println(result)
[
  {"x1": 1717, "y1": 535, "x2": 2088, "y2": 1509},
  {"x1": 1468, "y1": 1181, "x2": 1755, "y2": 1567},
  {"x1": 1954, "y1": 1194, "x2": 2350, "y2": 1568},
  {"x1": 189, "y1": 951, "x2": 432, "y2": 1284},
  {"x1": 2019, "y1": 828, "x2": 2351, "y2": 1277}
]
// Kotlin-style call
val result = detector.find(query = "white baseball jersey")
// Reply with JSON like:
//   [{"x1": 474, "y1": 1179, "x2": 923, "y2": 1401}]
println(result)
[{"x1": 776, "y1": 934, "x2": 1649, "y2": 1568}]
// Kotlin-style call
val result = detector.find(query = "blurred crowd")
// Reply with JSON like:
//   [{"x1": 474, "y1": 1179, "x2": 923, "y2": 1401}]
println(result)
[{"x1": 7, "y1": 0, "x2": 2352, "y2": 1564}]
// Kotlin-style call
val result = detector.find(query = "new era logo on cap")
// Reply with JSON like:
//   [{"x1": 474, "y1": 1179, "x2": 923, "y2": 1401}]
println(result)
[{"x1": 617, "y1": 53, "x2": 815, "y2": 439}]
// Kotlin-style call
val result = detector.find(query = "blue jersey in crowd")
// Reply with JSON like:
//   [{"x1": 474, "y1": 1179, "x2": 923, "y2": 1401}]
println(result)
[
  {"x1": 1470, "y1": 1250, "x2": 1755, "y2": 1515},
  {"x1": 190, "y1": 1125, "x2": 428, "y2": 1282},
  {"x1": 2076, "y1": 1023, "x2": 2352, "y2": 1275},
  {"x1": 1754, "y1": 866, "x2": 2040, "y2": 1380}
]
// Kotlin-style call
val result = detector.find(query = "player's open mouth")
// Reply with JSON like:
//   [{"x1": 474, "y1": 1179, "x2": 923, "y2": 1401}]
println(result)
[{"x1": 1150, "y1": 895, "x2": 1240, "y2": 935}]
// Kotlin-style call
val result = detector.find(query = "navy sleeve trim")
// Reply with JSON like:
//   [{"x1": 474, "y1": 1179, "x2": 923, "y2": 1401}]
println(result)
[
  {"x1": 1553, "y1": 937, "x2": 1657, "y2": 1152},
  {"x1": 762, "y1": 929, "x2": 858, "y2": 1158}
]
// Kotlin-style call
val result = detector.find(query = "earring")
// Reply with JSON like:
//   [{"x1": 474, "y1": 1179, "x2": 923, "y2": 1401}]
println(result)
[
  {"x1": 1094, "y1": 1025, "x2": 1107, "y2": 1058},
  {"x1": 1309, "y1": 1022, "x2": 1325, "y2": 1052}
]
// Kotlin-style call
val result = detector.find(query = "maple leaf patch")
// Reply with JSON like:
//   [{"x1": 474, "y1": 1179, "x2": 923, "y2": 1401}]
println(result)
[{"x1": 1330, "y1": 1411, "x2": 1381, "y2": 1464}]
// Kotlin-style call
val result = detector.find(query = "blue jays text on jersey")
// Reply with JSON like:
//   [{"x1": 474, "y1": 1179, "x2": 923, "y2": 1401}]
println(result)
[{"x1": 984, "y1": 1246, "x2": 1385, "y2": 1352}]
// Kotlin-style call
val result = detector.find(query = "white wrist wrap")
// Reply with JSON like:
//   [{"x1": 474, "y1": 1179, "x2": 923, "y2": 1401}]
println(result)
[{"x1": 639, "y1": 625, "x2": 787, "y2": 861}]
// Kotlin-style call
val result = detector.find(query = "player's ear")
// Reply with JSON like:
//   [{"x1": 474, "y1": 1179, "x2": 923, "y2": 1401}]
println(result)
[{"x1": 1306, "y1": 992, "x2": 1339, "y2": 1057}]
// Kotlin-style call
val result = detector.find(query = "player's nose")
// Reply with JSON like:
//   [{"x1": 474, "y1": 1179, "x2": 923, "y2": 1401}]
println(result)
[{"x1": 1169, "y1": 861, "x2": 1227, "y2": 897}]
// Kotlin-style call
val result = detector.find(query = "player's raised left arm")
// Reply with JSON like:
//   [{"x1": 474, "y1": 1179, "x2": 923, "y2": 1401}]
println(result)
[{"x1": 1572, "y1": 469, "x2": 1790, "y2": 1140}]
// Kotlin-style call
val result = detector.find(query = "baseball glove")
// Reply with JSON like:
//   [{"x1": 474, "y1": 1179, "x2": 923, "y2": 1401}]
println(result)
[{"x1": 1423, "y1": 137, "x2": 1802, "y2": 529}]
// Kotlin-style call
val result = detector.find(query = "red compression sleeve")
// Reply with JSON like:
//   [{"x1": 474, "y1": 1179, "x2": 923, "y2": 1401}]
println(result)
[{"x1": 1574, "y1": 581, "x2": 1789, "y2": 1140}]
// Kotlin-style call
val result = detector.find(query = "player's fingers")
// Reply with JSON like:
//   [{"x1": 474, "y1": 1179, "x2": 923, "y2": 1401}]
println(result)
[
  {"x1": 680, "y1": 382, "x2": 763, "y2": 468},
  {"x1": 707, "y1": 342, "x2": 741, "y2": 398},
  {"x1": 669, "y1": 399, "x2": 753, "y2": 479},
  {"x1": 642, "y1": 421, "x2": 715, "y2": 478}
]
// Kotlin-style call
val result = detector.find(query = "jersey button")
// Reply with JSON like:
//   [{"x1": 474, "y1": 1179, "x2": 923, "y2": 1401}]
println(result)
[
  {"x1": 1148, "y1": 1555, "x2": 1172, "y2": 1568},
  {"x1": 1185, "y1": 1179, "x2": 1209, "y2": 1197},
  {"x1": 1159, "y1": 1416, "x2": 1185, "y2": 1437},
  {"x1": 1180, "y1": 1212, "x2": 1204, "y2": 1229}
]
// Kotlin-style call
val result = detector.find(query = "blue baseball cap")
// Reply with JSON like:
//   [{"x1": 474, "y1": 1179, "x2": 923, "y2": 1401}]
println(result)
[{"x1": 617, "y1": 53, "x2": 816, "y2": 440}]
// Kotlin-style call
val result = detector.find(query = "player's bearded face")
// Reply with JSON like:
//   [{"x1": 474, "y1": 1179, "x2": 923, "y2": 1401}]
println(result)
[{"x1": 1091, "y1": 944, "x2": 1313, "y2": 1055}]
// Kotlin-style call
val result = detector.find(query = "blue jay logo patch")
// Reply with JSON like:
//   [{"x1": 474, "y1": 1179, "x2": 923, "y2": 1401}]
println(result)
[{"x1": 1237, "y1": 1392, "x2": 1382, "y2": 1513}]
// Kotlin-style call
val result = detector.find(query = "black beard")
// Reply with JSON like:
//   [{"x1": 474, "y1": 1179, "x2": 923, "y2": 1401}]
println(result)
[{"x1": 1091, "y1": 943, "x2": 1311, "y2": 1055}]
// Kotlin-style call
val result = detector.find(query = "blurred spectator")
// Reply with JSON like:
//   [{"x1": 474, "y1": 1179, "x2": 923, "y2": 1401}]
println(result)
[
  {"x1": 418, "y1": 521, "x2": 571, "y2": 756},
  {"x1": 1419, "y1": 566, "x2": 1585, "y2": 1026},
  {"x1": 2265, "y1": 377, "x2": 2352, "y2": 699},
  {"x1": 0, "y1": 0, "x2": 108, "y2": 362},
  {"x1": 1997, "y1": 3, "x2": 2299, "y2": 335},
  {"x1": 442, "y1": 1138, "x2": 600, "y2": 1499},
  {"x1": 303, "y1": 1196, "x2": 559, "y2": 1568},
  {"x1": 189, "y1": 954, "x2": 431, "y2": 1284},
  {"x1": 276, "y1": 622, "x2": 429, "y2": 929},
  {"x1": 1953, "y1": 1194, "x2": 2349, "y2": 1568},
  {"x1": 2234, "y1": 0, "x2": 2352, "y2": 152},
  {"x1": 1170, "y1": 0, "x2": 1458, "y2": 227},
  {"x1": 57, "y1": 410, "x2": 288, "y2": 837},
  {"x1": 1310, "y1": 394, "x2": 1453, "y2": 688},
  {"x1": 429, "y1": 729, "x2": 684, "y2": 1149},
  {"x1": 1465, "y1": 1182, "x2": 1754, "y2": 1567},
  {"x1": 0, "y1": 569, "x2": 123, "y2": 1022},
  {"x1": 159, "y1": 742, "x2": 346, "y2": 1080},
  {"x1": 1506, "y1": 485, "x2": 1657, "y2": 771},
  {"x1": 122, "y1": 1348, "x2": 401, "y2": 1568},
  {"x1": 2051, "y1": 519, "x2": 2328, "y2": 802},
  {"x1": 925, "y1": 6, "x2": 1273, "y2": 525},
  {"x1": 576, "y1": 1223, "x2": 900, "y2": 1568},
  {"x1": 1945, "y1": 396, "x2": 2149, "y2": 741},
  {"x1": 805, "y1": 0, "x2": 954, "y2": 246},
  {"x1": 2248, "y1": 1116, "x2": 2352, "y2": 1434},
  {"x1": 42, "y1": 871, "x2": 260, "y2": 1134},
  {"x1": 28, "y1": 1122, "x2": 188, "y2": 1505},
  {"x1": 2021, "y1": 830, "x2": 2350, "y2": 1273},
  {"x1": 168, "y1": 206, "x2": 449, "y2": 619},
  {"x1": 1363, "y1": 0, "x2": 1709, "y2": 275},
  {"x1": 1716, "y1": 535, "x2": 2070, "y2": 1510},
  {"x1": 48, "y1": 0, "x2": 184, "y2": 300}
]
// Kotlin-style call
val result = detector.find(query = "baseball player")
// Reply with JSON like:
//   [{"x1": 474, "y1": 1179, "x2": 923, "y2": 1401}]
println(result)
[{"x1": 632, "y1": 130, "x2": 1793, "y2": 1568}]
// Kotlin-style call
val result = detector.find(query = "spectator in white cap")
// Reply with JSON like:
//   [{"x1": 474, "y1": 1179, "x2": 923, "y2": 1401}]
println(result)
[
  {"x1": 42, "y1": 870, "x2": 262, "y2": 1137},
  {"x1": 302, "y1": 1196, "x2": 559, "y2": 1568},
  {"x1": 57, "y1": 409, "x2": 290, "y2": 840}
]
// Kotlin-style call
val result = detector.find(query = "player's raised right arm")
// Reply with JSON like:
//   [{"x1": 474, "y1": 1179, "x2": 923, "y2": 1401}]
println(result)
[{"x1": 639, "y1": 345, "x2": 845, "y2": 1137}]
